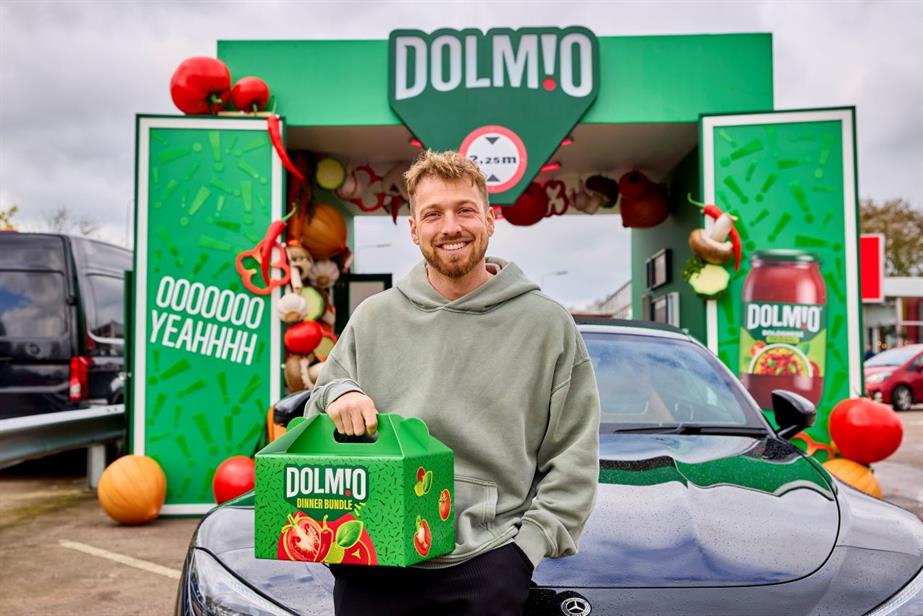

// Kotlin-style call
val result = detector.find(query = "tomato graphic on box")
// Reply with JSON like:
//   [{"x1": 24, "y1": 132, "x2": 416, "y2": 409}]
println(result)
[{"x1": 276, "y1": 512, "x2": 377, "y2": 565}]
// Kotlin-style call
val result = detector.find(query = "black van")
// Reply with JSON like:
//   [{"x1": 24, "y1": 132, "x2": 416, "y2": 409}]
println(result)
[{"x1": 0, "y1": 233, "x2": 132, "y2": 419}]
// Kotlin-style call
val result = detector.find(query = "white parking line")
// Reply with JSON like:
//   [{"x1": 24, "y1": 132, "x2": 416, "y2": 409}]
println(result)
[{"x1": 58, "y1": 540, "x2": 181, "y2": 580}]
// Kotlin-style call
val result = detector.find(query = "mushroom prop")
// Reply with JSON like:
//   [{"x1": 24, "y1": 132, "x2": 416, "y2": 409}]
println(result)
[
  {"x1": 688, "y1": 210, "x2": 737, "y2": 266},
  {"x1": 284, "y1": 354, "x2": 315, "y2": 391},
  {"x1": 584, "y1": 175, "x2": 619, "y2": 209},
  {"x1": 286, "y1": 245, "x2": 313, "y2": 291}
]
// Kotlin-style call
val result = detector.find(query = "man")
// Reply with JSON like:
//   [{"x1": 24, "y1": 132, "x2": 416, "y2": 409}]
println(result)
[{"x1": 305, "y1": 150, "x2": 600, "y2": 616}]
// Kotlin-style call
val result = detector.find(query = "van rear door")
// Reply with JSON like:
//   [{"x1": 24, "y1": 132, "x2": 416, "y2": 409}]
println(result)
[{"x1": 0, "y1": 233, "x2": 77, "y2": 418}]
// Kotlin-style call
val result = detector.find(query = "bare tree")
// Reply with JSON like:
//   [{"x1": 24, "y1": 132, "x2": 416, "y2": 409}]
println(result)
[
  {"x1": 39, "y1": 205, "x2": 100, "y2": 238},
  {"x1": 859, "y1": 198, "x2": 923, "y2": 276}
]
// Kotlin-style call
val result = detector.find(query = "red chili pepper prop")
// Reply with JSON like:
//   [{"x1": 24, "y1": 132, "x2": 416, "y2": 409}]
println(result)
[
  {"x1": 267, "y1": 115, "x2": 305, "y2": 181},
  {"x1": 688, "y1": 194, "x2": 742, "y2": 271},
  {"x1": 169, "y1": 57, "x2": 232, "y2": 115},
  {"x1": 260, "y1": 209, "x2": 297, "y2": 285},
  {"x1": 236, "y1": 240, "x2": 290, "y2": 296}
]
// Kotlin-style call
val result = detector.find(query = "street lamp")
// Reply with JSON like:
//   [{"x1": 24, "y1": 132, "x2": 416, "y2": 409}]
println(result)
[{"x1": 541, "y1": 270, "x2": 568, "y2": 289}]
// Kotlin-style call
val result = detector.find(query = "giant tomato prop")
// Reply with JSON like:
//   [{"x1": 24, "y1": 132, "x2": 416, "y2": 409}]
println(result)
[
  {"x1": 503, "y1": 182, "x2": 548, "y2": 226},
  {"x1": 829, "y1": 397, "x2": 903, "y2": 464},
  {"x1": 822, "y1": 458, "x2": 882, "y2": 498},
  {"x1": 170, "y1": 57, "x2": 232, "y2": 115},
  {"x1": 230, "y1": 76, "x2": 270, "y2": 112},
  {"x1": 97, "y1": 455, "x2": 166, "y2": 525},
  {"x1": 284, "y1": 320, "x2": 324, "y2": 355},
  {"x1": 618, "y1": 171, "x2": 651, "y2": 203},
  {"x1": 213, "y1": 455, "x2": 255, "y2": 504},
  {"x1": 302, "y1": 203, "x2": 348, "y2": 259}
]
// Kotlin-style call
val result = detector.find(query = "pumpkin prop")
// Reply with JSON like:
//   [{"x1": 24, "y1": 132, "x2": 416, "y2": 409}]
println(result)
[
  {"x1": 504, "y1": 182, "x2": 548, "y2": 226},
  {"x1": 213, "y1": 456, "x2": 255, "y2": 504},
  {"x1": 301, "y1": 203, "x2": 347, "y2": 259},
  {"x1": 829, "y1": 397, "x2": 903, "y2": 464},
  {"x1": 284, "y1": 320, "x2": 324, "y2": 354},
  {"x1": 97, "y1": 455, "x2": 167, "y2": 525},
  {"x1": 822, "y1": 458, "x2": 882, "y2": 498}
]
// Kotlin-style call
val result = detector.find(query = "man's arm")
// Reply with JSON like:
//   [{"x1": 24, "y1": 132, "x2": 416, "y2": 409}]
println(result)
[
  {"x1": 514, "y1": 330, "x2": 601, "y2": 569},
  {"x1": 302, "y1": 309, "x2": 379, "y2": 435}
]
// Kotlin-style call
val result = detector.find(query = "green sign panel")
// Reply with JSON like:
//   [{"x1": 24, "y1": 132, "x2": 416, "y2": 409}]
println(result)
[
  {"x1": 702, "y1": 109, "x2": 861, "y2": 448},
  {"x1": 389, "y1": 27, "x2": 599, "y2": 204},
  {"x1": 133, "y1": 116, "x2": 283, "y2": 514}
]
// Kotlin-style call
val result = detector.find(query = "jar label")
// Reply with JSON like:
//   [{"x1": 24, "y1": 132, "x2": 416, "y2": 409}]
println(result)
[{"x1": 739, "y1": 302, "x2": 826, "y2": 378}]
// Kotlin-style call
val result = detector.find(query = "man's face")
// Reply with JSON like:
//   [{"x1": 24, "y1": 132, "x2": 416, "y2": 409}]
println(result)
[{"x1": 409, "y1": 176, "x2": 494, "y2": 279}]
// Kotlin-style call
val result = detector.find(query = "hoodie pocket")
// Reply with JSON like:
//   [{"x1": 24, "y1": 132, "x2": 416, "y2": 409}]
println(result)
[{"x1": 454, "y1": 475, "x2": 500, "y2": 540}]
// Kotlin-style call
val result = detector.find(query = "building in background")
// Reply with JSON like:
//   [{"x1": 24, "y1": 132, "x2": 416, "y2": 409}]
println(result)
[{"x1": 865, "y1": 277, "x2": 923, "y2": 352}]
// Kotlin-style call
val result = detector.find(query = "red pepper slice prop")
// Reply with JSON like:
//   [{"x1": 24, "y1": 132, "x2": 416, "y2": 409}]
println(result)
[
  {"x1": 169, "y1": 57, "x2": 232, "y2": 115},
  {"x1": 688, "y1": 194, "x2": 742, "y2": 271},
  {"x1": 260, "y1": 209, "x2": 297, "y2": 285},
  {"x1": 236, "y1": 240, "x2": 290, "y2": 296},
  {"x1": 267, "y1": 114, "x2": 305, "y2": 181}
]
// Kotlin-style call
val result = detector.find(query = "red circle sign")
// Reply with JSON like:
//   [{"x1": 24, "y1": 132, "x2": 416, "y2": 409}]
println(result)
[{"x1": 459, "y1": 125, "x2": 528, "y2": 194}]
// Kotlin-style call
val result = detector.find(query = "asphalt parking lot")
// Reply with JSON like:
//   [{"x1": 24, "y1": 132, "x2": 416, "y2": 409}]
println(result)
[{"x1": 2, "y1": 407, "x2": 922, "y2": 615}]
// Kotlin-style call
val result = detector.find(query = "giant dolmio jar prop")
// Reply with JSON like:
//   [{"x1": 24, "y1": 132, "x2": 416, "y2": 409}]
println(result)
[{"x1": 738, "y1": 250, "x2": 827, "y2": 408}]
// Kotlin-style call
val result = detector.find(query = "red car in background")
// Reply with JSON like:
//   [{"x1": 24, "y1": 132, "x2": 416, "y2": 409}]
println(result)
[{"x1": 865, "y1": 344, "x2": 923, "y2": 411}]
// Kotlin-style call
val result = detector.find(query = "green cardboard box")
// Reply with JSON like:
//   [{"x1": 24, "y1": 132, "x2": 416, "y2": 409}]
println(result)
[{"x1": 255, "y1": 413, "x2": 454, "y2": 566}]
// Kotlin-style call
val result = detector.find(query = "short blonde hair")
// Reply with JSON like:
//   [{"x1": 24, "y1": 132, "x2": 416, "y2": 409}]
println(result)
[{"x1": 404, "y1": 150, "x2": 489, "y2": 213}]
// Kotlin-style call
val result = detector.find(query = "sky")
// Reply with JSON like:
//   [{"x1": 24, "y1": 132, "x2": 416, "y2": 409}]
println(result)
[{"x1": 1, "y1": 0, "x2": 921, "y2": 309}]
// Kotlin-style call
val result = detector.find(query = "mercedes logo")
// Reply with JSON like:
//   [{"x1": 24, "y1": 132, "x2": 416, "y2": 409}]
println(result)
[{"x1": 559, "y1": 596, "x2": 591, "y2": 616}]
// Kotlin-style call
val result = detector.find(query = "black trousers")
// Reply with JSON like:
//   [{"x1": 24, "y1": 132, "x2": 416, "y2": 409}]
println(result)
[{"x1": 329, "y1": 543, "x2": 534, "y2": 616}]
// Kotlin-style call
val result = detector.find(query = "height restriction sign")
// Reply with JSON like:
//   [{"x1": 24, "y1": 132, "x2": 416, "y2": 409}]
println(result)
[{"x1": 459, "y1": 125, "x2": 528, "y2": 194}]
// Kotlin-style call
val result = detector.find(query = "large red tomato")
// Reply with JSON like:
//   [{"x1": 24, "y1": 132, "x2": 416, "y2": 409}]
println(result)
[
  {"x1": 169, "y1": 57, "x2": 231, "y2": 115},
  {"x1": 279, "y1": 513, "x2": 327, "y2": 561},
  {"x1": 503, "y1": 183, "x2": 548, "y2": 226},
  {"x1": 284, "y1": 321, "x2": 323, "y2": 354},
  {"x1": 212, "y1": 456, "x2": 254, "y2": 504},
  {"x1": 230, "y1": 77, "x2": 270, "y2": 112},
  {"x1": 829, "y1": 398, "x2": 903, "y2": 464}
]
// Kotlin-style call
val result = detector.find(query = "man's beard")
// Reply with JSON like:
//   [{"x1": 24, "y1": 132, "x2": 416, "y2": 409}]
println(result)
[{"x1": 422, "y1": 235, "x2": 488, "y2": 279}]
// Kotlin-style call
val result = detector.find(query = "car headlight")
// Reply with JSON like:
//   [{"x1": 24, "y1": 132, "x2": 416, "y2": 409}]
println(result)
[
  {"x1": 186, "y1": 548, "x2": 294, "y2": 616},
  {"x1": 867, "y1": 372, "x2": 893, "y2": 384},
  {"x1": 866, "y1": 565, "x2": 923, "y2": 616}
]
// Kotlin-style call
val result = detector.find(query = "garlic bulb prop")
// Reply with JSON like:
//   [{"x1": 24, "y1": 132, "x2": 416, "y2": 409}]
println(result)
[
  {"x1": 308, "y1": 260, "x2": 340, "y2": 289},
  {"x1": 278, "y1": 292, "x2": 308, "y2": 323}
]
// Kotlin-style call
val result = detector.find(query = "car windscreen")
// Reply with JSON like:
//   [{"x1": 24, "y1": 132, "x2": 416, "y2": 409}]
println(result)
[
  {"x1": 582, "y1": 332, "x2": 763, "y2": 429},
  {"x1": 865, "y1": 346, "x2": 922, "y2": 367},
  {"x1": 0, "y1": 271, "x2": 67, "y2": 338}
]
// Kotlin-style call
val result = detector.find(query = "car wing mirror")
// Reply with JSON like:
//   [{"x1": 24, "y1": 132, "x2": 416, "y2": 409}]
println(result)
[
  {"x1": 771, "y1": 390, "x2": 816, "y2": 440},
  {"x1": 273, "y1": 389, "x2": 313, "y2": 427}
]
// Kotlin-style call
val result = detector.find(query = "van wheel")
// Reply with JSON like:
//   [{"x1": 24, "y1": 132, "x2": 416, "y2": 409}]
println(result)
[{"x1": 892, "y1": 385, "x2": 913, "y2": 411}]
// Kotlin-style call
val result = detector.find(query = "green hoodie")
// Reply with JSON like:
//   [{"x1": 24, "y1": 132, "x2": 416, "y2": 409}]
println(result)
[{"x1": 304, "y1": 257, "x2": 600, "y2": 569}]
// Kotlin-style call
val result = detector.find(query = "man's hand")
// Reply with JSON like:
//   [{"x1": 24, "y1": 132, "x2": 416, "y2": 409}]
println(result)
[{"x1": 327, "y1": 391, "x2": 379, "y2": 436}]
